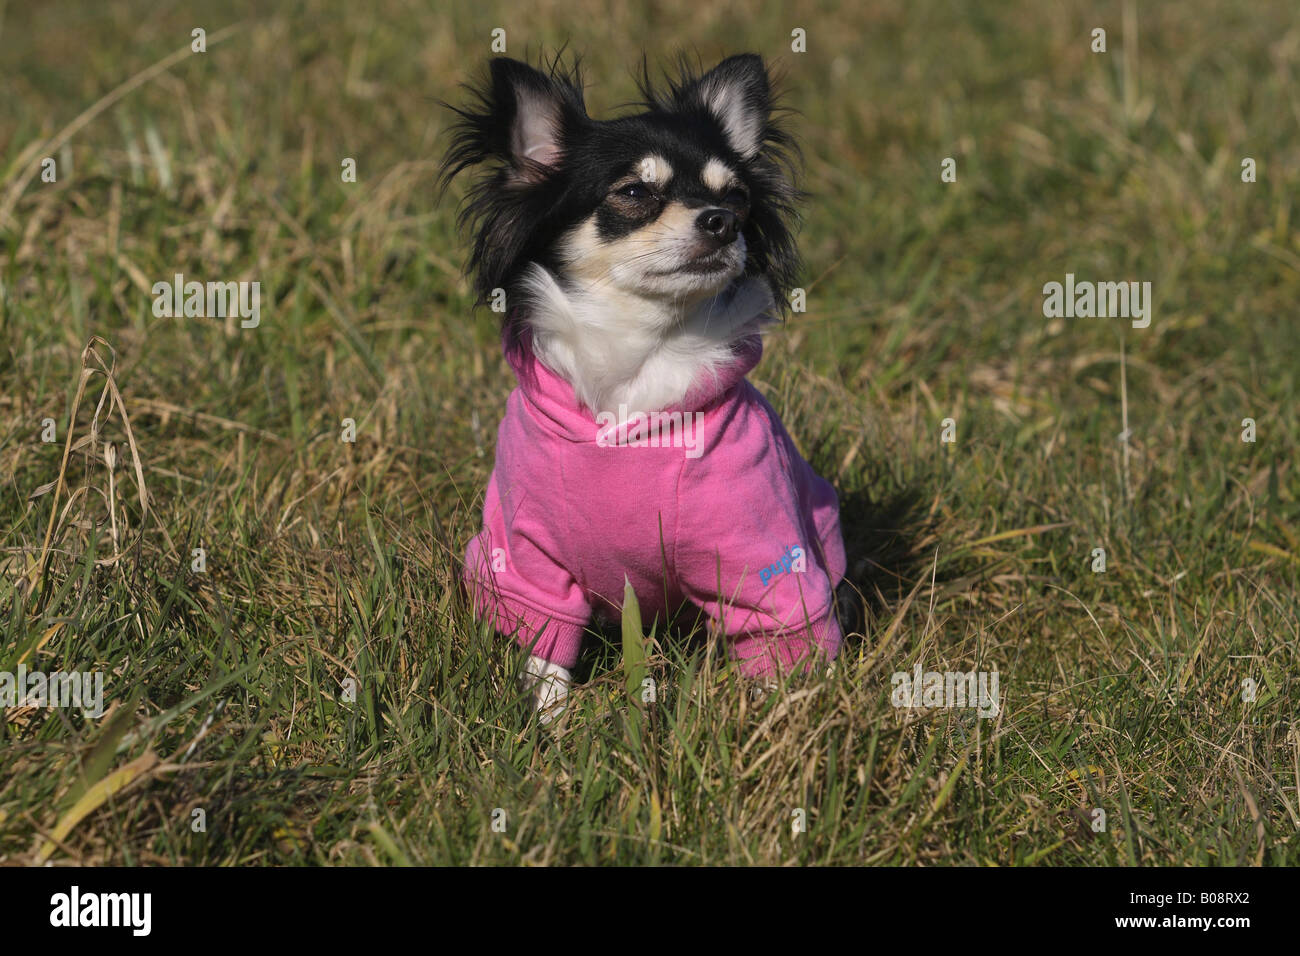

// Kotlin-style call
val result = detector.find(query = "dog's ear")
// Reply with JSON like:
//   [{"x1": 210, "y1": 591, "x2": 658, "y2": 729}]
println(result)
[
  {"x1": 488, "y1": 58, "x2": 583, "y2": 181},
  {"x1": 441, "y1": 57, "x2": 586, "y2": 190},
  {"x1": 678, "y1": 54, "x2": 772, "y2": 160},
  {"x1": 439, "y1": 56, "x2": 587, "y2": 307}
]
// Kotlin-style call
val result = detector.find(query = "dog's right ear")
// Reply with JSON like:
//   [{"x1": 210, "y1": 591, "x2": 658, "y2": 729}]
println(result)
[{"x1": 441, "y1": 56, "x2": 587, "y2": 189}]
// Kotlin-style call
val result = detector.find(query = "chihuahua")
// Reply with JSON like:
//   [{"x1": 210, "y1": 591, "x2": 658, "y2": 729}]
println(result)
[{"x1": 444, "y1": 53, "x2": 847, "y2": 721}]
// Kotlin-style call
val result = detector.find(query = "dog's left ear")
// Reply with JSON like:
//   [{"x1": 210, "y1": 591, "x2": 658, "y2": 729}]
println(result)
[{"x1": 681, "y1": 54, "x2": 772, "y2": 160}]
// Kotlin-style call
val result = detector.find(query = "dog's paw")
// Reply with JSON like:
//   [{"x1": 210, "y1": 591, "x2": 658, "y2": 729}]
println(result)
[
  {"x1": 522, "y1": 655, "x2": 572, "y2": 724},
  {"x1": 747, "y1": 675, "x2": 780, "y2": 704}
]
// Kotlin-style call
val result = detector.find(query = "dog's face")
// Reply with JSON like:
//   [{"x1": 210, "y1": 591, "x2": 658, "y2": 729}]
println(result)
[
  {"x1": 559, "y1": 117, "x2": 755, "y2": 300},
  {"x1": 441, "y1": 54, "x2": 800, "y2": 315}
]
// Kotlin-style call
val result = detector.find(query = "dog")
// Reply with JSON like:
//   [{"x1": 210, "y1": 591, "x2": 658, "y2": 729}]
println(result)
[{"x1": 442, "y1": 52, "x2": 848, "y2": 722}]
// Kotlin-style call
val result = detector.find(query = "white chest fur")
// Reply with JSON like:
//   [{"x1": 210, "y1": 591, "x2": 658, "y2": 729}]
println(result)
[{"x1": 520, "y1": 265, "x2": 776, "y2": 415}]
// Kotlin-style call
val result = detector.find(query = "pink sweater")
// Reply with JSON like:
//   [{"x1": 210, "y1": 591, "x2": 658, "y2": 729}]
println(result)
[{"x1": 463, "y1": 327, "x2": 846, "y2": 678}]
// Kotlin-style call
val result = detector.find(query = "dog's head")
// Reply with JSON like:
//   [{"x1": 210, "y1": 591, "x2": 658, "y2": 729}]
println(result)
[{"x1": 439, "y1": 53, "x2": 801, "y2": 322}]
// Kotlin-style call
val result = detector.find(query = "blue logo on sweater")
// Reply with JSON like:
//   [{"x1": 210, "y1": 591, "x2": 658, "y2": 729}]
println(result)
[{"x1": 759, "y1": 545, "x2": 806, "y2": 585}]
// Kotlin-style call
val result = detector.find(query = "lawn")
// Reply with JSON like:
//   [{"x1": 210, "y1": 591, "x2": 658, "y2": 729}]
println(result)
[{"x1": 1, "y1": 0, "x2": 1297, "y2": 865}]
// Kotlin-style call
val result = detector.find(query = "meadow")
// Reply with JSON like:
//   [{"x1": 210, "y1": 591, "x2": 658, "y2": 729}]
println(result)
[{"x1": 1, "y1": 0, "x2": 1297, "y2": 865}]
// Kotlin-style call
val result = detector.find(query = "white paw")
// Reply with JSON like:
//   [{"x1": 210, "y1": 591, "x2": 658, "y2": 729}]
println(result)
[
  {"x1": 747, "y1": 674, "x2": 780, "y2": 703},
  {"x1": 522, "y1": 655, "x2": 572, "y2": 724}
]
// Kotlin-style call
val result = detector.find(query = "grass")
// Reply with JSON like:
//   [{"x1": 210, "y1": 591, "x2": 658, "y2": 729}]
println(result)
[{"x1": 1, "y1": 0, "x2": 1297, "y2": 866}]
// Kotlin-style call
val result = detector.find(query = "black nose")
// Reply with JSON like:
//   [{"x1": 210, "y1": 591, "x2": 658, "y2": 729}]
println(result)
[{"x1": 696, "y1": 208, "x2": 739, "y2": 245}]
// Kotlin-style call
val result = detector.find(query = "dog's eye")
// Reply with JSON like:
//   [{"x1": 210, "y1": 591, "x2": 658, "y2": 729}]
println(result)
[
  {"x1": 616, "y1": 182, "x2": 654, "y2": 201},
  {"x1": 723, "y1": 187, "x2": 749, "y2": 206}
]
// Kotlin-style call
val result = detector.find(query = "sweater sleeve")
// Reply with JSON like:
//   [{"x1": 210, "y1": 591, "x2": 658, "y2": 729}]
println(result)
[{"x1": 463, "y1": 471, "x2": 591, "y2": 669}]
